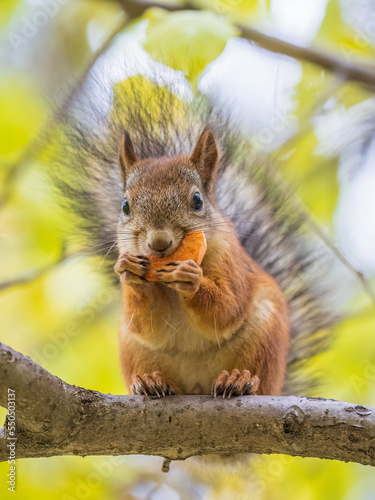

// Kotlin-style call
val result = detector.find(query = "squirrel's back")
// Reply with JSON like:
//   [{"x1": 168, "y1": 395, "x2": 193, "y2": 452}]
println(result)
[{"x1": 50, "y1": 74, "x2": 337, "y2": 394}]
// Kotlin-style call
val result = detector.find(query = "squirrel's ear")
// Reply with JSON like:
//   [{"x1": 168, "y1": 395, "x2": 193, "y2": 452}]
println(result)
[
  {"x1": 190, "y1": 128, "x2": 219, "y2": 192},
  {"x1": 119, "y1": 130, "x2": 137, "y2": 186}
]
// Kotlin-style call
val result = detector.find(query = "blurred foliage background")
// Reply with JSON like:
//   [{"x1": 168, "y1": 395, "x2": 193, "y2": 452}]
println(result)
[{"x1": 1, "y1": 0, "x2": 375, "y2": 499}]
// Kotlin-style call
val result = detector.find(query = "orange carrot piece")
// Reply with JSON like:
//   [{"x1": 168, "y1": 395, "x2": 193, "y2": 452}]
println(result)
[{"x1": 145, "y1": 230, "x2": 207, "y2": 282}]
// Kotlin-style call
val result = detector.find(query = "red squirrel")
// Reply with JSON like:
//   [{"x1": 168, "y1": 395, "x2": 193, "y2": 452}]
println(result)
[
  {"x1": 114, "y1": 129, "x2": 289, "y2": 397},
  {"x1": 54, "y1": 78, "x2": 335, "y2": 398}
]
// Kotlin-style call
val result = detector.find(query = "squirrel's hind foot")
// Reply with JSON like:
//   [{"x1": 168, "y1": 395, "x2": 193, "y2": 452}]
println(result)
[
  {"x1": 131, "y1": 371, "x2": 178, "y2": 398},
  {"x1": 211, "y1": 369, "x2": 260, "y2": 398}
]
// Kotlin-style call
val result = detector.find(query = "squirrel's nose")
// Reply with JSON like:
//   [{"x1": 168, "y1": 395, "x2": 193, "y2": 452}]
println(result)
[{"x1": 147, "y1": 230, "x2": 173, "y2": 253}]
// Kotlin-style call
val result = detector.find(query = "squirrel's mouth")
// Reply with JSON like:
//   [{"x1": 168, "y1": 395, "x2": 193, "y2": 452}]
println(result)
[
  {"x1": 148, "y1": 250, "x2": 170, "y2": 258},
  {"x1": 144, "y1": 229, "x2": 182, "y2": 257},
  {"x1": 146, "y1": 241, "x2": 177, "y2": 258}
]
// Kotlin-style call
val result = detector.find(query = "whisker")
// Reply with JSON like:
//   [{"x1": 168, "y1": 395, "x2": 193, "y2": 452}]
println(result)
[
  {"x1": 214, "y1": 313, "x2": 221, "y2": 349},
  {"x1": 161, "y1": 315, "x2": 181, "y2": 332}
]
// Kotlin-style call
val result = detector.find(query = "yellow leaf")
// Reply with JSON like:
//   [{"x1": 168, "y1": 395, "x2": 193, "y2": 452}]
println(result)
[{"x1": 143, "y1": 9, "x2": 238, "y2": 83}]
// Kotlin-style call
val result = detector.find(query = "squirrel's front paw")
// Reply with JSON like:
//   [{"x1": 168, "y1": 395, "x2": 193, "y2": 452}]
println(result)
[
  {"x1": 153, "y1": 260, "x2": 202, "y2": 297},
  {"x1": 114, "y1": 254, "x2": 150, "y2": 285},
  {"x1": 131, "y1": 371, "x2": 178, "y2": 398},
  {"x1": 211, "y1": 369, "x2": 260, "y2": 398}
]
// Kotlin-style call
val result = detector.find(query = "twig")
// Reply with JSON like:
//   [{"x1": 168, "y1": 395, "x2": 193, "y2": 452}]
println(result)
[
  {"x1": 263, "y1": 161, "x2": 375, "y2": 308},
  {"x1": 300, "y1": 212, "x2": 375, "y2": 307},
  {"x1": 239, "y1": 25, "x2": 375, "y2": 88},
  {"x1": 1, "y1": 342, "x2": 375, "y2": 466},
  {"x1": 162, "y1": 458, "x2": 171, "y2": 472},
  {"x1": 117, "y1": 0, "x2": 196, "y2": 20},
  {"x1": 0, "y1": 248, "x2": 72, "y2": 293}
]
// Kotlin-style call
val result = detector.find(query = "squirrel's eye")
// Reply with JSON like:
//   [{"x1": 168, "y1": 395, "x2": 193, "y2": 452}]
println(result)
[
  {"x1": 121, "y1": 199, "x2": 130, "y2": 215},
  {"x1": 191, "y1": 192, "x2": 203, "y2": 211}
]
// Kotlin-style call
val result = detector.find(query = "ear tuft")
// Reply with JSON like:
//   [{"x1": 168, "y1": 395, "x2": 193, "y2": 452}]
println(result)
[
  {"x1": 190, "y1": 128, "x2": 219, "y2": 192},
  {"x1": 119, "y1": 129, "x2": 137, "y2": 186}
]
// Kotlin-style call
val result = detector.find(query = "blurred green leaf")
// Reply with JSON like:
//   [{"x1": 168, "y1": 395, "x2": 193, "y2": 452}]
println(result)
[
  {"x1": 143, "y1": 9, "x2": 238, "y2": 83},
  {"x1": 280, "y1": 131, "x2": 339, "y2": 224},
  {"x1": 113, "y1": 74, "x2": 186, "y2": 128},
  {"x1": 0, "y1": 77, "x2": 45, "y2": 166},
  {"x1": 192, "y1": 0, "x2": 263, "y2": 23}
]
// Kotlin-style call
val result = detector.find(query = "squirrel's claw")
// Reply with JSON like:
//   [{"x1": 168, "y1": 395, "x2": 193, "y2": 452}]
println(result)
[
  {"x1": 226, "y1": 384, "x2": 240, "y2": 399},
  {"x1": 154, "y1": 260, "x2": 202, "y2": 297},
  {"x1": 211, "y1": 369, "x2": 260, "y2": 398},
  {"x1": 130, "y1": 372, "x2": 177, "y2": 398},
  {"x1": 166, "y1": 384, "x2": 175, "y2": 396},
  {"x1": 211, "y1": 370, "x2": 229, "y2": 398},
  {"x1": 115, "y1": 253, "x2": 151, "y2": 284},
  {"x1": 130, "y1": 378, "x2": 149, "y2": 397}
]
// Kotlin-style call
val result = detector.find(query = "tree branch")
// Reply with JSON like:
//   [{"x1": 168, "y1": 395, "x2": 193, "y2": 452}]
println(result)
[
  {"x1": 1, "y1": 342, "x2": 375, "y2": 467},
  {"x1": 0, "y1": 246, "x2": 72, "y2": 294},
  {"x1": 117, "y1": 0, "x2": 375, "y2": 89},
  {"x1": 238, "y1": 25, "x2": 375, "y2": 88},
  {"x1": 262, "y1": 160, "x2": 375, "y2": 308}
]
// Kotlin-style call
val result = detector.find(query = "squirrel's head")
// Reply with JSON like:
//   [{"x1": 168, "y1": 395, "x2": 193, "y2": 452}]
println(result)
[{"x1": 117, "y1": 128, "x2": 220, "y2": 257}]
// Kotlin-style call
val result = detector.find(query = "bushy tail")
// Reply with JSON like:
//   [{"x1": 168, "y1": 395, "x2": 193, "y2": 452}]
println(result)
[{"x1": 48, "y1": 72, "x2": 338, "y2": 394}]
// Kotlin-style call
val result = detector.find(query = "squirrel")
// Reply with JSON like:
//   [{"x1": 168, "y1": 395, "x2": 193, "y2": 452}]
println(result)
[
  {"x1": 114, "y1": 128, "x2": 289, "y2": 397},
  {"x1": 53, "y1": 75, "x2": 337, "y2": 398}
]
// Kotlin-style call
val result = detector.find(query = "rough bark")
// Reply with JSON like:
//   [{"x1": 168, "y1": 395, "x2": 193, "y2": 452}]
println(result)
[{"x1": 1, "y1": 342, "x2": 375, "y2": 467}]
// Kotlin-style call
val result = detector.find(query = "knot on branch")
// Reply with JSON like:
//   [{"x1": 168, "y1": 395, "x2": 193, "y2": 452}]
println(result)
[
  {"x1": 283, "y1": 405, "x2": 305, "y2": 434},
  {"x1": 1, "y1": 346, "x2": 16, "y2": 363}
]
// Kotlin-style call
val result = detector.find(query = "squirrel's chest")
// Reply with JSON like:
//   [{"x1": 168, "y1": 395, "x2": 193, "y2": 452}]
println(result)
[
  {"x1": 136, "y1": 287, "x2": 209, "y2": 353},
  {"x1": 159, "y1": 304, "x2": 212, "y2": 355},
  {"x1": 126, "y1": 288, "x2": 212, "y2": 353}
]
